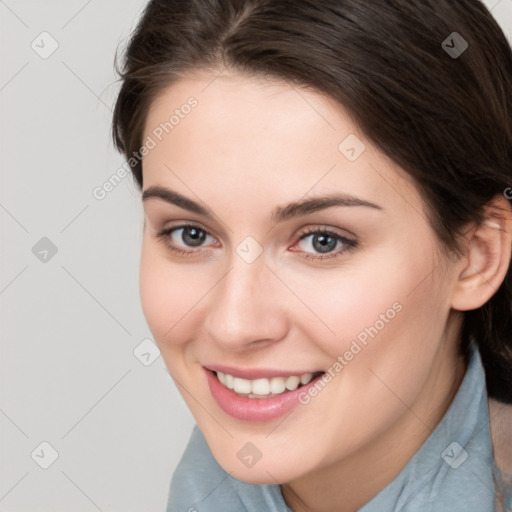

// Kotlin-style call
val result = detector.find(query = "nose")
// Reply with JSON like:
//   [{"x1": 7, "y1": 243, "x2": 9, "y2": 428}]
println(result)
[{"x1": 203, "y1": 254, "x2": 289, "y2": 352}]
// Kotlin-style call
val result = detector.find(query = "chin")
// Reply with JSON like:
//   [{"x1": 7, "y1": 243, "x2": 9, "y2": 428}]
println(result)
[
  {"x1": 212, "y1": 449, "x2": 305, "y2": 485},
  {"x1": 230, "y1": 466, "x2": 291, "y2": 485}
]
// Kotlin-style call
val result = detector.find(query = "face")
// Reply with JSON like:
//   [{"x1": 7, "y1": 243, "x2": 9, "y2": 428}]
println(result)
[{"x1": 139, "y1": 69, "x2": 464, "y2": 485}]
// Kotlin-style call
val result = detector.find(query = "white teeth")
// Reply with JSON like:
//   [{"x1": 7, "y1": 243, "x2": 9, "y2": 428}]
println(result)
[
  {"x1": 251, "y1": 378, "x2": 271, "y2": 395},
  {"x1": 224, "y1": 373, "x2": 234, "y2": 389},
  {"x1": 270, "y1": 377, "x2": 286, "y2": 394},
  {"x1": 285, "y1": 375, "x2": 301, "y2": 390},
  {"x1": 300, "y1": 373, "x2": 313, "y2": 385},
  {"x1": 233, "y1": 377, "x2": 252, "y2": 394},
  {"x1": 215, "y1": 371, "x2": 319, "y2": 398}
]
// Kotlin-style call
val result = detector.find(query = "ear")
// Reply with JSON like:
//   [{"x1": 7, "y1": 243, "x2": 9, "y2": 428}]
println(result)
[{"x1": 451, "y1": 193, "x2": 512, "y2": 311}]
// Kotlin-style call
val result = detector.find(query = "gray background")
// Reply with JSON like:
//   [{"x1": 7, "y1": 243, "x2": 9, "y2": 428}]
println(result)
[{"x1": 1, "y1": 1, "x2": 511, "y2": 511}]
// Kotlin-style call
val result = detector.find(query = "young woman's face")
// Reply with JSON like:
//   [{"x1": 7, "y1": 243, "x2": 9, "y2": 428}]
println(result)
[{"x1": 139, "y1": 70, "x2": 465, "y2": 484}]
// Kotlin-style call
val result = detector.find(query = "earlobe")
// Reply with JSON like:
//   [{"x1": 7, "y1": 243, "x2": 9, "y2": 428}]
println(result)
[{"x1": 451, "y1": 194, "x2": 512, "y2": 312}]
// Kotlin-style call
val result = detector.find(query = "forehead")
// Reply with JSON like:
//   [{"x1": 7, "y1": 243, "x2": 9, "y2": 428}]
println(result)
[{"x1": 141, "y1": 70, "x2": 422, "y2": 219}]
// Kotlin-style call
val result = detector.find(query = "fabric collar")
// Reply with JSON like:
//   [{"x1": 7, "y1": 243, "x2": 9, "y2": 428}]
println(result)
[{"x1": 358, "y1": 342, "x2": 495, "y2": 511}]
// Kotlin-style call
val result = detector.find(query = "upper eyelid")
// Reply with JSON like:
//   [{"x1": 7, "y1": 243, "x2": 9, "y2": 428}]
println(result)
[
  {"x1": 298, "y1": 226, "x2": 352, "y2": 238},
  {"x1": 143, "y1": 198, "x2": 367, "y2": 238},
  {"x1": 143, "y1": 201, "x2": 231, "y2": 237},
  {"x1": 157, "y1": 221, "x2": 213, "y2": 236},
  {"x1": 159, "y1": 223, "x2": 351, "y2": 236}
]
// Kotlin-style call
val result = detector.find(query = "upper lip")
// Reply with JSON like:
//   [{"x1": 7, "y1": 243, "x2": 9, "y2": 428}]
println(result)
[{"x1": 204, "y1": 365, "x2": 323, "y2": 380}]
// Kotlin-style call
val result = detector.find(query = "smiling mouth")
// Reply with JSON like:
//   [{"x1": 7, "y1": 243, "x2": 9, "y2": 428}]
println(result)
[{"x1": 214, "y1": 370, "x2": 325, "y2": 398}]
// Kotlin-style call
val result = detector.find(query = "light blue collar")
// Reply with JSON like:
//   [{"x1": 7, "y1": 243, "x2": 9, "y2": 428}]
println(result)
[
  {"x1": 167, "y1": 343, "x2": 495, "y2": 512},
  {"x1": 359, "y1": 342, "x2": 495, "y2": 511}
]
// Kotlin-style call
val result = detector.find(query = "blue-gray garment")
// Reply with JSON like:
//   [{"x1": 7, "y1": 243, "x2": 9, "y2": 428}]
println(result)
[{"x1": 167, "y1": 343, "x2": 496, "y2": 511}]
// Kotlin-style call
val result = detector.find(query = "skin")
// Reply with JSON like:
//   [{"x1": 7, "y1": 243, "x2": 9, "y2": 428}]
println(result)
[{"x1": 138, "y1": 69, "x2": 512, "y2": 512}]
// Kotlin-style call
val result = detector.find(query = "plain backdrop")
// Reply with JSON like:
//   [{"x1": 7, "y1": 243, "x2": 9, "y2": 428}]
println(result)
[{"x1": 1, "y1": 1, "x2": 511, "y2": 511}]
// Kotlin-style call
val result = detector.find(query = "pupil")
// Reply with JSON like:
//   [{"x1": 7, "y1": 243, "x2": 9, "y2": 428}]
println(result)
[{"x1": 183, "y1": 227, "x2": 206, "y2": 247}]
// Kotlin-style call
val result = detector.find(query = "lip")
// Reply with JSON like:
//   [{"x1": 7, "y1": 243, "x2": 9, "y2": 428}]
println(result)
[
  {"x1": 204, "y1": 367, "x2": 325, "y2": 422},
  {"x1": 204, "y1": 364, "x2": 322, "y2": 380}
]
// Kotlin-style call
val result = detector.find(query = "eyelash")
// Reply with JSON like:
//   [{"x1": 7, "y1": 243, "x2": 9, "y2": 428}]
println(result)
[{"x1": 155, "y1": 224, "x2": 358, "y2": 261}]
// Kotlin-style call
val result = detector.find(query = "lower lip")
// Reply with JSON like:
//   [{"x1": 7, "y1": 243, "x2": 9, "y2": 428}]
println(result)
[{"x1": 205, "y1": 369, "x2": 324, "y2": 422}]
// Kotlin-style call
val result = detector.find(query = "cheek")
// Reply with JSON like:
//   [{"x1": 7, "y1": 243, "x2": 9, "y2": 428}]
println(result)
[
  {"x1": 321, "y1": 259, "x2": 450, "y2": 424},
  {"x1": 139, "y1": 238, "x2": 202, "y2": 345},
  {"x1": 282, "y1": 265, "x2": 403, "y2": 350},
  {"x1": 294, "y1": 245, "x2": 445, "y2": 369}
]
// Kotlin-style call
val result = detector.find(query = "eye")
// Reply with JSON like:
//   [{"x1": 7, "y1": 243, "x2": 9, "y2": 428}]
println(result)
[
  {"x1": 293, "y1": 227, "x2": 357, "y2": 260},
  {"x1": 155, "y1": 223, "x2": 357, "y2": 261},
  {"x1": 156, "y1": 224, "x2": 217, "y2": 255}
]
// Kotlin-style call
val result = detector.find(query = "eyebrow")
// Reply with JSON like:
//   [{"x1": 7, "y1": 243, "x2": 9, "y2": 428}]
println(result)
[{"x1": 142, "y1": 186, "x2": 383, "y2": 224}]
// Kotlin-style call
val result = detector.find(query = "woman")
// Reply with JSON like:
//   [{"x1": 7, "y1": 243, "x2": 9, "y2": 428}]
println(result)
[{"x1": 111, "y1": 1, "x2": 512, "y2": 510}]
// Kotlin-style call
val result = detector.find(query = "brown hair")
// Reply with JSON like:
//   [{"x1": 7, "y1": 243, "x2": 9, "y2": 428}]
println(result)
[{"x1": 112, "y1": 0, "x2": 512, "y2": 403}]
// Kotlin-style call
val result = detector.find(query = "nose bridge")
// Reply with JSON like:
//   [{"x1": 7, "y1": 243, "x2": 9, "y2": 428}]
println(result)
[{"x1": 204, "y1": 251, "x2": 287, "y2": 349}]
